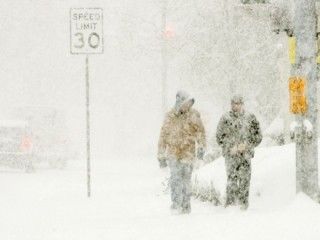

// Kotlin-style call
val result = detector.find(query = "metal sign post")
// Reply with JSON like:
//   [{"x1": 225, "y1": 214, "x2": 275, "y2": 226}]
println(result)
[
  {"x1": 70, "y1": 8, "x2": 104, "y2": 197},
  {"x1": 85, "y1": 55, "x2": 91, "y2": 197},
  {"x1": 293, "y1": 0, "x2": 319, "y2": 199}
]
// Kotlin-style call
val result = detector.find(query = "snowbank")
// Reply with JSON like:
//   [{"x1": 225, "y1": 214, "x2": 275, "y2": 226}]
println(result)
[{"x1": 193, "y1": 143, "x2": 298, "y2": 209}]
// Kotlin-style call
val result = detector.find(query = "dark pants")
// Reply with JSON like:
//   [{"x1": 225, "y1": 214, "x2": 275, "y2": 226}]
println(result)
[
  {"x1": 169, "y1": 159, "x2": 193, "y2": 211},
  {"x1": 225, "y1": 156, "x2": 251, "y2": 206}
]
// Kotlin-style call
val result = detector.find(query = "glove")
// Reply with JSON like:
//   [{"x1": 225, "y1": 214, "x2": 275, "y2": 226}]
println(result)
[
  {"x1": 158, "y1": 158, "x2": 167, "y2": 168},
  {"x1": 237, "y1": 143, "x2": 247, "y2": 153},
  {"x1": 197, "y1": 147, "x2": 205, "y2": 160},
  {"x1": 230, "y1": 145, "x2": 238, "y2": 156}
]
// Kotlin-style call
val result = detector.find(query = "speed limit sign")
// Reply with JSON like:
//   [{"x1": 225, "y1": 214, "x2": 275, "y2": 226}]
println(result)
[
  {"x1": 70, "y1": 8, "x2": 104, "y2": 198},
  {"x1": 70, "y1": 8, "x2": 103, "y2": 54}
]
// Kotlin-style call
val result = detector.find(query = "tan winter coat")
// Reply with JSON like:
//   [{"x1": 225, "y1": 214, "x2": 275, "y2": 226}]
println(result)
[{"x1": 158, "y1": 108, "x2": 206, "y2": 163}]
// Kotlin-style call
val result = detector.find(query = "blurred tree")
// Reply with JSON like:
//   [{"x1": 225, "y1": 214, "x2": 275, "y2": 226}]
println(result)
[
  {"x1": 115, "y1": 0, "x2": 290, "y2": 136},
  {"x1": 240, "y1": 0, "x2": 270, "y2": 4}
]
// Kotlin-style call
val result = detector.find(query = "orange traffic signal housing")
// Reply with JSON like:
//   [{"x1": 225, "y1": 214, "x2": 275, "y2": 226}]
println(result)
[{"x1": 289, "y1": 76, "x2": 307, "y2": 114}]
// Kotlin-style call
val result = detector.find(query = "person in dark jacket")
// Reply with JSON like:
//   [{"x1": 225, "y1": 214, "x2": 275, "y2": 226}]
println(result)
[{"x1": 216, "y1": 95, "x2": 262, "y2": 210}]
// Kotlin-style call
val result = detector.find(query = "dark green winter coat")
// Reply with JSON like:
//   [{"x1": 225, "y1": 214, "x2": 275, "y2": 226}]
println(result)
[{"x1": 216, "y1": 111, "x2": 262, "y2": 159}]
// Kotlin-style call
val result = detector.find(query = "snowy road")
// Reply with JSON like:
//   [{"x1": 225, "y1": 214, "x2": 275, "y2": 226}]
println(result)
[{"x1": 0, "y1": 156, "x2": 320, "y2": 240}]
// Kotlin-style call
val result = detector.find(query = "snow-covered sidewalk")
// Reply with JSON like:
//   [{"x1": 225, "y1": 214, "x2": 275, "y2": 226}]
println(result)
[{"x1": 0, "y1": 151, "x2": 320, "y2": 240}]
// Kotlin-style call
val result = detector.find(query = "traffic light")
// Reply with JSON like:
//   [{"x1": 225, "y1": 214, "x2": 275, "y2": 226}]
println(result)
[
  {"x1": 289, "y1": 37, "x2": 296, "y2": 64},
  {"x1": 164, "y1": 25, "x2": 175, "y2": 39},
  {"x1": 289, "y1": 77, "x2": 308, "y2": 114}
]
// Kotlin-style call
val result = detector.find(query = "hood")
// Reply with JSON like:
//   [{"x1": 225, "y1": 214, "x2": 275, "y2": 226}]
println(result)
[{"x1": 175, "y1": 90, "x2": 195, "y2": 114}]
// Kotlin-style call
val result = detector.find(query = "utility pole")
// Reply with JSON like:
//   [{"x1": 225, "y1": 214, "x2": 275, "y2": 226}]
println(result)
[
  {"x1": 238, "y1": 0, "x2": 319, "y2": 199},
  {"x1": 277, "y1": 32, "x2": 291, "y2": 144},
  {"x1": 161, "y1": 0, "x2": 168, "y2": 114},
  {"x1": 293, "y1": 0, "x2": 319, "y2": 199}
]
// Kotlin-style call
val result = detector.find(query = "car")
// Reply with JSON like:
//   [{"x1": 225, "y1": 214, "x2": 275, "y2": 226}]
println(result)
[
  {"x1": 0, "y1": 120, "x2": 34, "y2": 172},
  {"x1": 0, "y1": 106, "x2": 71, "y2": 171}
]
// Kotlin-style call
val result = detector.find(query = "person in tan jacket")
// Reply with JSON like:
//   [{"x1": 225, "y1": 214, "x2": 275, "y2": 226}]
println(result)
[{"x1": 158, "y1": 91, "x2": 206, "y2": 214}]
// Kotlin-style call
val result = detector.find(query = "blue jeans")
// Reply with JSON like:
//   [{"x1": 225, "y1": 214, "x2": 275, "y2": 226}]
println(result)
[{"x1": 169, "y1": 159, "x2": 193, "y2": 210}]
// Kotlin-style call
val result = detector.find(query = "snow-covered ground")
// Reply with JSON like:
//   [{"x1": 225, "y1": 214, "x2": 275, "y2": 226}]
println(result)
[
  {"x1": 0, "y1": 144, "x2": 320, "y2": 240},
  {"x1": 194, "y1": 144, "x2": 297, "y2": 209},
  {"x1": 1, "y1": 2, "x2": 320, "y2": 239}
]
